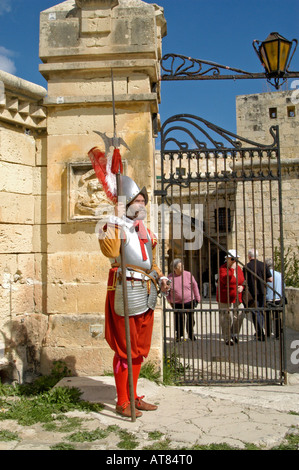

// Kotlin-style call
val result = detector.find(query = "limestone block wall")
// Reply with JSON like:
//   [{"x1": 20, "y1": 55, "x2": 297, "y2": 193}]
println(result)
[
  {"x1": 235, "y1": 91, "x2": 299, "y2": 259},
  {"x1": 0, "y1": 70, "x2": 47, "y2": 381},
  {"x1": 236, "y1": 91, "x2": 299, "y2": 157},
  {"x1": 285, "y1": 287, "x2": 299, "y2": 331}
]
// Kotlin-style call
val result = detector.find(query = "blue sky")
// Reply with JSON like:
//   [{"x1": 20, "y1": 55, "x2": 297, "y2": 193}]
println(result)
[{"x1": 0, "y1": 0, "x2": 299, "y2": 133}]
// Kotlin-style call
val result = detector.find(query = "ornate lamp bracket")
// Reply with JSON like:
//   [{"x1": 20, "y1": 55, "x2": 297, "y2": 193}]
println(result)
[{"x1": 160, "y1": 53, "x2": 299, "y2": 89}]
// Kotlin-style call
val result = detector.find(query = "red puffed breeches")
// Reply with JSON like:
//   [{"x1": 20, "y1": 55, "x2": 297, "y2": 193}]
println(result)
[{"x1": 104, "y1": 268, "x2": 154, "y2": 360}]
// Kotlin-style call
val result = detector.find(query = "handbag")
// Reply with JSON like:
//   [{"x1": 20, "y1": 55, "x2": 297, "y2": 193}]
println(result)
[{"x1": 242, "y1": 283, "x2": 255, "y2": 308}]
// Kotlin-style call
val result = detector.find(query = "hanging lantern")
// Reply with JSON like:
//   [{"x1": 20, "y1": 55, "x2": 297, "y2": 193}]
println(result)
[{"x1": 253, "y1": 32, "x2": 297, "y2": 88}]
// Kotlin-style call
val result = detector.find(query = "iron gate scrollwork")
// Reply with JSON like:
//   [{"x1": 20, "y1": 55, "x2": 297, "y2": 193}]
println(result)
[{"x1": 155, "y1": 114, "x2": 286, "y2": 385}]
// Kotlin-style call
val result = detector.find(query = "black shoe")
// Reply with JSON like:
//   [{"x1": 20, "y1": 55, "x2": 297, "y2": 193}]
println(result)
[
  {"x1": 225, "y1": 339, "x2": 234, "y2": 346},
  {"x1": 257, "y1": 335, "x2": 265, "y2": 341},
  {"x1": 232, "y1": 336, "x2": 239, "y2": 344}
]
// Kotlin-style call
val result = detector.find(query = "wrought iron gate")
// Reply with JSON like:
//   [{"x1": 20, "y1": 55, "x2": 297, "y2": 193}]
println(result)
[{"x1": 155, "y1": 114, "x2": 286, "y2": 385}]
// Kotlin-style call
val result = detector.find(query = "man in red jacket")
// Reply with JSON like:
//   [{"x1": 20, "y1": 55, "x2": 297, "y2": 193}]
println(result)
[{"x1": 216, "y1": 250, "x2": 245, "y2": 345}]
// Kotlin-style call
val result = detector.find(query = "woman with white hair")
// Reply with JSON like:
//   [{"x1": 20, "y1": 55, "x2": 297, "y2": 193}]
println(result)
[{"x1": 168, "y1": 259, "x2": 201, "y2": 341}]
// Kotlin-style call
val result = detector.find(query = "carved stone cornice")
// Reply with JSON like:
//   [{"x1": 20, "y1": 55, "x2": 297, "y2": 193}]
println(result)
[
  {"x1": 75, "y1": 0, "x2": 119, "y2": 8},
  {"x1": 0, "y1": 70, "x2": 47, "y2": 131}
]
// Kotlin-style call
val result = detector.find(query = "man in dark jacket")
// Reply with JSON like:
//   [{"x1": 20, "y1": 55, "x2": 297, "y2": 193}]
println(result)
[{"x1": 245, "y1": 249, "x2": 273, "y2": 341}]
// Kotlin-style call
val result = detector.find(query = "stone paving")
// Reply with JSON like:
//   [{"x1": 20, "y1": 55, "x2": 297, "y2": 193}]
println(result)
[
  {"x1": 0, "y1": 374, "x2": 298, "y2": 451},
  {"x1": 0, "y1": 327, "x2": 298, "y2": 451}
]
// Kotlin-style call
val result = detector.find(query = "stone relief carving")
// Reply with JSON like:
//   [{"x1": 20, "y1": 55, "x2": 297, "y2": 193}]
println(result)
[{"x1": 68, "y1": 162, "x2": 115, "y2": 220}]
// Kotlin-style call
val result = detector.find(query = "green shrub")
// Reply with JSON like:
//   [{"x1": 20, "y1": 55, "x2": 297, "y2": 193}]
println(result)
[{"x1": 274, "y1": 245, "x2": 299, "y2": 288}]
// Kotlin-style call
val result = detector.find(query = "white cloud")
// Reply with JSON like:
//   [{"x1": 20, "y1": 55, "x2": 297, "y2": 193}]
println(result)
[
  {"x1": 0, "y1": 55, "x2": 16, "y2": 74},
  {"x1": 0, "y1": 46, "x2": 17, "y2": 75},
  {"x1": 0, "y1": 2, "x2": 16, "y2": 73},
  {"x1": 0, "y1": 0, "x2": 12, "y2": 16}
]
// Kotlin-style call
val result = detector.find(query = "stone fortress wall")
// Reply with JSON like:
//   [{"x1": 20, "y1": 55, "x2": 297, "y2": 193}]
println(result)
[{"x1": 236, "y1": 90, "x2": 299, "y2": 256}]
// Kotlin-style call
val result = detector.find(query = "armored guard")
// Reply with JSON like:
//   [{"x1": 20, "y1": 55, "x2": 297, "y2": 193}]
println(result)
[{"x1": 99, "y1": 175, "x2": 169, "y2": 418}]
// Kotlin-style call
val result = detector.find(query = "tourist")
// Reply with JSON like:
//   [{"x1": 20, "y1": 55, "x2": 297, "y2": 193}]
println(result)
[
  {"x1": 217, "y1": 250, "x2": 245, "y2": 345},
  {"x1": 244, "y1": 249, "x2": 272, "y2": 341},
  {"x1": 167, "y1": 259, "x2": 200, "y2": 341}
]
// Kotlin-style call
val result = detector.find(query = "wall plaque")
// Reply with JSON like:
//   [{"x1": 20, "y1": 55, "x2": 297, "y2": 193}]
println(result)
[{"x1": 67, "y1": 161, "x2": 124, "y2": 221}]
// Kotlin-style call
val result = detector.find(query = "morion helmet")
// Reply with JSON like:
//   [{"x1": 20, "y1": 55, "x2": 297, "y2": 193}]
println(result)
[{"x1": 118, "y1": 175, "x2": 148, "y2": 206}]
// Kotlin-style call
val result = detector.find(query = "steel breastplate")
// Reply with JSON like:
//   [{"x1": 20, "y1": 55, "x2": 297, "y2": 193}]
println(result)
[
  {"x1": 115, "y1": 225, "x2": 153, "y2": 271},
  {"x1": 113, "y1": 223, "x2": 157, "y2": 316}
]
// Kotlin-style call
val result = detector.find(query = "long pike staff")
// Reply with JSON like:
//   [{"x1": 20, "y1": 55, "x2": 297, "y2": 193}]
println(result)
[
  {"x1": 88, "y1": 70, "x2": 136, "y2": 422},
  {"x1": 110, "y1": 69, "x2": 136, "y2": 422}
]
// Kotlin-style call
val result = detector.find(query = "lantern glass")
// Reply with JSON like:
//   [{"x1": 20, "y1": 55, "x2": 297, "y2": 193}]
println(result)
[
  {"x1": 259, "y1": 33, "x2": 292, "y2": 76},
  {"x1": 279, "y1": 40, "x2": 292, "y2": 71}
]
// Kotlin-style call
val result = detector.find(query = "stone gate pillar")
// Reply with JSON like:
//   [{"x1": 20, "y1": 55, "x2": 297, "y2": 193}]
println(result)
[{"x1": 38, "y1": 0, "x2": 166, "y2": 375}]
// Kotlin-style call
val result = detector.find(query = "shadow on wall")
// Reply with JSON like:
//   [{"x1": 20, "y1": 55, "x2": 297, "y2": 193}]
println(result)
[
  {"x1": 0, "y1": 315, "x2": 48, "y2": 383},
  {"x1": 0, "y1": 316, "x2": 79, "y2": 383},
  {"x1": 0, "y1": 313, "x2": 112, "y2": 384}
]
